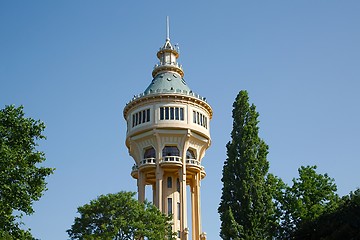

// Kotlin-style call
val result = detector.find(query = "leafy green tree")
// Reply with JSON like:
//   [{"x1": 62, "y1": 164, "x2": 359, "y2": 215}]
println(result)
[
  {"x1": 279, "y1": 165, "x2": 339, "y2": 238},
  {"x1": 0, "y1": 105, "x2": 54, "y2": 239},
  {"x1": 294, "y1": 188, "x2": 360, "y2": 239},
  {"x1": 218, "y1": 90, "x2": 279, "y2": 239},
  {"x1": 67, "y1": 191, "x2": 174, "y2": 240}
]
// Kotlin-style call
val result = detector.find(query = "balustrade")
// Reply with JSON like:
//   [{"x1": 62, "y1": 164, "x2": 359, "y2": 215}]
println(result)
[
  {"x1": 186, "y1": 159, "x2": 201, "y2": 166},
  {"x1": 161, "y1": 156, "x2": 182, "y2": 163}
]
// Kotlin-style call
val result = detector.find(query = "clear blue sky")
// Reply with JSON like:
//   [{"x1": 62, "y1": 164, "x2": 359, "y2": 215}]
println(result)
[{"x1": 1, "y1": 1, "x2": 359, "y2": 239}]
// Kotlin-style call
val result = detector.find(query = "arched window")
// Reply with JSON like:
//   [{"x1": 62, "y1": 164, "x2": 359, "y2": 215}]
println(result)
[
  {"x1": 162, "y1": 146, "x2": 180, "y2": 157},
  {"x1": 167, "y1": 176, "x2": 172, "y2": 188},
  {"x1": 186, "y1": 149, "x2": 196, "y2": 160},
  {"x1": 144, "y1": 147, "x2": 156, "y2": 159}
]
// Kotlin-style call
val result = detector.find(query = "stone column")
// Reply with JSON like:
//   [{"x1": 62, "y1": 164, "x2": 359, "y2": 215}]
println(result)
[
  {"x1": 155, "y1": 165, "x2": 163, "y2": 211},
  {"x1": 195, "y1": 172, "x2": 201, "y2": 239},
  {"x1": 179, "y1": 166, "x2": 187, "y2": 240},
  {"x1": 138, "y1": 171, "x2": 145, "y2": 202},
  {"x1": 191, "y1": 172, "x2": 201, "y2": 240},
  {"x1": 152, "y1": 184, "x2": 156, "y2": 204}
]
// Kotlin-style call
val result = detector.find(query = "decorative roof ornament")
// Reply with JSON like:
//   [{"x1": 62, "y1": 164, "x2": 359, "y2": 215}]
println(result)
[
  {"x1": 166, "y1": 16, "x2": 170, "y2": 42},
  {"x1": 152, "y1": 16, "x2": 184, "y2": 78}
]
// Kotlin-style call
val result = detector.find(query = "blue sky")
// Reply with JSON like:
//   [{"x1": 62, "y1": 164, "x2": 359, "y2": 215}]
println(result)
[{"x1": 1, "y1": 1, "x2": 360, "y2": 239}]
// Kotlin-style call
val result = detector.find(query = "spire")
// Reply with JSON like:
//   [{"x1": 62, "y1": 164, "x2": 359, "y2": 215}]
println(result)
[
  {"x1": 166, "y1": 16, "x2": 170, "y2": 41},
  {"x1": 152, "y1": 17, "x2": 184, "y2": 78}
]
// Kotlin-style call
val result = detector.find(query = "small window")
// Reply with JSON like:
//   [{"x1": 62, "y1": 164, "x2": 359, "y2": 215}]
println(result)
[
  {"x1": 142, "y1": 110, "x2": 146, "y2": 123},
  {"x1": 160, "y1": 107, "x2": 164, "y2": 120},
  {"x1": 165, "y1": 107, "x2": 169, "y2": 119},
  {"x1": 177, "y1": 202, "x2": 181, "y2": 220},
  {"x1": 177, "y1": 178, "x2": 180, "y2": 192},
  {"x1": 170, "y1": 107, "x2": 174, "y2": 120},
  {"x1": 175, "y1": 108, "x2": 179, "y2": 120},
  {"x1": 165, "y1": 54, "x2": 170, "y2": 64},
  {"x1": 168, "y1": 198, "x2": 172, "y2": 215},
  {"x1": 180, "y1": 108, "x2": 184, "y2": 120},
  {"x1": 146, "y1": 109, "x2": 150, "y2": 122},
  {"x1": 167, "y1": 176, "x2": 172, "y2": 188}
]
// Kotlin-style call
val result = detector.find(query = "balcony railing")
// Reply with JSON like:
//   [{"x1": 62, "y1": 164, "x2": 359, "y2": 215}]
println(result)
[
  {"x1": 186, "y1": 158, "x2": 201, "y2": 166},
  {"x1": 160, "y1": 156, "x2": 182, "y2": 164},
  {"x1": 132, "y1": 157, "x2": 205, "y2": 172},
  {"x1": 154, "y1": 62, "x2": 183, "y2": 69},
  {"x1": 126, "y1": 89, "x2": 208, "y2": 105},
  {"x1": 131, "y1": 158, "x2": 156, "y2": 173},
  {"x1": 140, "y1": 157, "x2": 156, "y2": 166},
  {"x1": 131, "y1": 164, "x2": 138, "y2": 172}
]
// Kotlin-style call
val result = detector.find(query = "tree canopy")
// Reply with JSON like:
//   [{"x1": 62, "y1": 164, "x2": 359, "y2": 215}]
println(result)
[
  {"x1": 0, "y1": 105, "x2": 54, "y2": 239},
  {"x1": 293, "y1": 188, "x2": 360, "y2": 239},
  {"x1": 278, "y1": 165, "x2": 339, "y2": 238},
  {"x1": 67, "y1": 191, "x2": 174, "y2": 240},
  {"x1": 218, "y1": 90, "x2": 278, "y2": 239}
]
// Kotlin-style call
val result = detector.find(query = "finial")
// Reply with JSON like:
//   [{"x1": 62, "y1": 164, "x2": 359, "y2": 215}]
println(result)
[{"x1": 166, "y1": 16, "x2": 170, "y2": 41}]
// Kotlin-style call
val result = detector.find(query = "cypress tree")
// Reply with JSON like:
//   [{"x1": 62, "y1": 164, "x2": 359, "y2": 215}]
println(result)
[{"x1": 218, "y1": 90, "x2": 277, "y2": 239}]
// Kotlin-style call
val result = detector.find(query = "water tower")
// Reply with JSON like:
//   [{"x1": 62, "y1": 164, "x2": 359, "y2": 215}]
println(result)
[{"x1": 123, "y1": 18, "x2": 212, "y2": 240}]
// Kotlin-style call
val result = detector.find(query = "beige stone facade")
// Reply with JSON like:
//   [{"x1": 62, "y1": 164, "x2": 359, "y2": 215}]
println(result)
[{"x1": 124, "y1": 21, "x2": 211, "y2": 239}]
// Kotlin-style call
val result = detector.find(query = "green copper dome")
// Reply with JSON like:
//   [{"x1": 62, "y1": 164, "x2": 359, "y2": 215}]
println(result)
[{"x1": 144, "y1": 72, "x2": 191, "y2": 95}]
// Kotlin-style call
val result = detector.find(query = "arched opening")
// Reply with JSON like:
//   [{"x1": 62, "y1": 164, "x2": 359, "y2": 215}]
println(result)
[
  {"x1": 186, "y1": 149, "x2": 196, "y2": 160},
  {"x1": 144, "y1": 147, "x2": 156, "y2": 158},
  {"x1": 186, "y1": 149, "x2": 198, "y2": 166},
  {"x1": 162, "y1": 146, "x2": 180, "y2": 162},
  {"x1": 142, "y1": 147, "x2": 156, "y2": 165}
]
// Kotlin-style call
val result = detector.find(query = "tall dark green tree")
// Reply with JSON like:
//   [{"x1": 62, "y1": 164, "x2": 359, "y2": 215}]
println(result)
[
  {"x1": 0, "y1": 105, "x2": 54, "y2": 239},
  {"x1": 218, "y1": 90, "x2": 278, "y2": 239}
]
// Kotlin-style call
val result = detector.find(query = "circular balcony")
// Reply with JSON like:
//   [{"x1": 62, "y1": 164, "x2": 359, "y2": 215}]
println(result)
[
  {"x1": 186, "y1": 158, "x2": 203, "y2": 171},
  {"x1": 131, "y1": 164, "x2": 139, "y2": 178},
  {"x1": 139, "y1": 157, "x2": 156, "y2": 170},
  {"x1": 159, "y1": 156, "x2": 182, "y2": 168},
  {"x1": 130, "y1": 158, "x2": 156, "y2": 178},
  {"x1": 186, "y1": 158, "x2": 206, "y2": 178}
]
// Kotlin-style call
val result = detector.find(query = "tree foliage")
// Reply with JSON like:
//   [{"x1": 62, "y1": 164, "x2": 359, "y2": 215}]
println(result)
[
  {"x1": 0, "y1": 105, "x2": 54, "y2": 239},
  {"x1": 293, "y1": 189, "x2": 360, "y2": 239},
  {"x1": 218, "y1": 90, "x2": 279, "y2": 239},
  {"x1": 67, "y1": 191, "x2": 174, "y2": 240},
  {"x1": 278, "y1": 165, "x2": 339, "y2": 238}
]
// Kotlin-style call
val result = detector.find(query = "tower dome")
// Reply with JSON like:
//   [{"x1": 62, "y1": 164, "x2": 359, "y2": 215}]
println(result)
[
  {"x1": 144, "y1": 72, "x2": 191, "y2": 95},
  {"x1": 123, "y1": 17, "x2": 211, "y2": 240}
]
